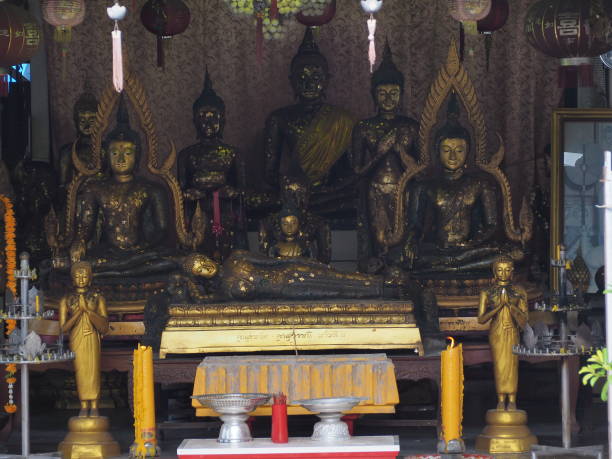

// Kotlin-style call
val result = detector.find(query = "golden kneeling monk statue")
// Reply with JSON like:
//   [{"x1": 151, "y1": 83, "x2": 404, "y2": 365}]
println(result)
[
  {"x1": 477, "y1": 255, "x2": 527, "y2": 411},
  {"x1": 59, "y1": 261, "x2": 109, "y2": 417}
]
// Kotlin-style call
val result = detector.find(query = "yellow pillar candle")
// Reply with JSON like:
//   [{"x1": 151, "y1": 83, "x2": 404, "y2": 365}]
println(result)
[
  {"x1": 35, "y1": 295, "x2": 40, "y2": 314},
  {"x1": 441, "y1": 337, "x2": 464, "y2": 445},
  {"x1": 134, "y1": 346, "x2": 143, "y2": 453},
  {"x1": 142, "y1": 346, "x2": 156, "y2": 438}
]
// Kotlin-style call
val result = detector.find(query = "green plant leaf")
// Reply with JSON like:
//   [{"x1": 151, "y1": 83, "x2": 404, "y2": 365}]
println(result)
[{"x1": 602, "y1": 380, "x2": 609, "y2": 402}]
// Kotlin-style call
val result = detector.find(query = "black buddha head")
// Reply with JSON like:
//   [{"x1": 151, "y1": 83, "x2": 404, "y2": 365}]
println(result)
[
  {"x1": 193, "y1": 68, "x2": 226, "y2": 140},
  {"x1": 73, "y1": 91, "x2": 99, "y2": 137},
  {"x1": 435, "y1": 93, "x2": 471, "y2": 173},
  {"x1": 290, "y1": 28, "x2": 329, "y2": 103},
  {"x1": 279, "y1": 205, "x2": 301, "y2": 238},
  {"x1": 105, "y1": 94, "x2": 141, "y2": 178},
  {"x1": 371, "y1": 41, "x2": 404, "y2": 115}
]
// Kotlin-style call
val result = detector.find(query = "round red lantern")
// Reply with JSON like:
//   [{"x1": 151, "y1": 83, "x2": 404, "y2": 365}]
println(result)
[
  {"x1": 0, "y1": 3, "x2": 41, "y2": 70},
  {"x1": 526, "y1": 0, "x2": 612, "y2": 96},
  {"x1": 477, "y1": 0, "x2": 509, "y2": 69},
  {"x1": 141, "y1": 0, "x2": 190, "y2": 67},
  {"x1": 477, "y1": 0, "x2": 508, "y2": 33},
  {"x1": 41, "y1": 0, "x2": 85, "y2": 43},
  {"x1": 525, "y1": 0, "x2": 612, "y2": 58},
  {"x1": 296, "y1": 0, "x2": 336, "y2": 27}
]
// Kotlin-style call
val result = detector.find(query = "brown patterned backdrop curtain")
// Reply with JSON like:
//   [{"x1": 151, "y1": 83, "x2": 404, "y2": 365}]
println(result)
[{"x1": 45, "y1": 0, "x2": 561, "y2": 192}]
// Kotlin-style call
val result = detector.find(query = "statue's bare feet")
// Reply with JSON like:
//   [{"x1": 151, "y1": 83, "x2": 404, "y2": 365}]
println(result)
[
  {"x1": 507, "y1": 402, "x2": 516, "y2": 411},
  {"x1": 496, "y1": 401, "x2": 505, "y2": 411},
  {"x1": 89, "y1": 408, "x2": 99, "y2": 417},
  {"x1": 78, "y1": 408, "x2": 87, "y2": 417}
]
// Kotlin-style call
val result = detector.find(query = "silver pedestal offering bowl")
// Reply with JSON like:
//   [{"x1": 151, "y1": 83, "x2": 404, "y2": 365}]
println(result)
[
  {"x1": 191, "y1": 393, "x2": 271, "y2": 443},
  {"x1": 295, "y1": 397, "x2": 367, "y2": 441}
]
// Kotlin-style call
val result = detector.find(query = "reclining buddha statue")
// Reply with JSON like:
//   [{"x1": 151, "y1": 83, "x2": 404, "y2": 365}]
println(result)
[{"x1": 46, "y1": 73, "x2": 204, "y2": 302}]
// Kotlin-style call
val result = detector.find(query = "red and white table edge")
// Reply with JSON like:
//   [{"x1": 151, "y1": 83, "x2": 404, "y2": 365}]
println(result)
[{"x1": 177, "y1": 435, "x2": 399, "y2": 458}]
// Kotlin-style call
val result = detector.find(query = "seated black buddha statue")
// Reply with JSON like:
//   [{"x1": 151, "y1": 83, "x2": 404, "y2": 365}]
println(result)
[
  {"x1": 178, "y1": 69, "x2": 248, "y2": 261},
  {"x1": 264, "y1": 27, "x2": 355, "y2": 217},
  {"x1": 68, "y1": 96, "x2": 177, "y2": 279},
  {"x1": 404, "y1": 94, "x2": 524, "y2": 277},
  {"x1": 351, "y1": 42, "x2": 419, "y2": 273}
]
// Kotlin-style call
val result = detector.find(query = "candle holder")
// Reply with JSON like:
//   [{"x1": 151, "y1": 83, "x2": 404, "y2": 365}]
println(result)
[
  {"x1": 295, "y1": 397, "x2": 366, "y2": 441},
  {"x1": 191, "y1": 393, "x2": 271, "y2": 443}
]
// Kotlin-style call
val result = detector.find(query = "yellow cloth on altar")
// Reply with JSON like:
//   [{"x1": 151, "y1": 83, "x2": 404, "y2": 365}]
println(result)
[
  {"x1": 297, "y1": 104, "x2": 355, "y2": 184},
  {"x1": 192, "y1": 354, "x2": 399, "y2": 416}
]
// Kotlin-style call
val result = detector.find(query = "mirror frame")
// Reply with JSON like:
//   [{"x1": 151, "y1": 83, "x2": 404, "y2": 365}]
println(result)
[{"x1": 550, "y1": 108, "x2": 612, "y2": 289}]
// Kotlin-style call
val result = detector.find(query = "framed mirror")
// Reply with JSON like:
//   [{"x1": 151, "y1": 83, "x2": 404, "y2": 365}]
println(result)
[{"x1": 551, "y1": 108, "x2": 612, "y2": 292}]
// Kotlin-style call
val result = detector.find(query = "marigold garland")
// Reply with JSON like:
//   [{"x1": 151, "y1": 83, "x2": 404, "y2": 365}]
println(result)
[
  {"x1": 0, "y1": 195, "x2": 17, "y2": 414},
  {"x1": 0, "y1": 195, "x2": 16, "y2": 296}
]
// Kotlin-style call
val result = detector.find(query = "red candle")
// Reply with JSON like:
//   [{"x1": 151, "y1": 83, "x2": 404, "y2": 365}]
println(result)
[{"x1": 271, "y1": 393, "x2": 288, "y2": 443}]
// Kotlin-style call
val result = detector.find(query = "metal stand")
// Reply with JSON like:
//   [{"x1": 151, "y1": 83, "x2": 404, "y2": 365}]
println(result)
[
  {"x1": 514, "y1": 244, "x2": 602, "y2": 456},
  {"x1": 0, "y1": 253, "x2": 74, "y2": 458}
]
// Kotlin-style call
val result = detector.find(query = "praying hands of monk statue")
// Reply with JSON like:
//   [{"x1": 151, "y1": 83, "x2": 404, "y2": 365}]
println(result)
[
  {"x1": 477, "y1": 256, "x2": 528, "y2": 411},
  {"x1": 59, "y1": 261, "x2": 109, "y2": 418}
]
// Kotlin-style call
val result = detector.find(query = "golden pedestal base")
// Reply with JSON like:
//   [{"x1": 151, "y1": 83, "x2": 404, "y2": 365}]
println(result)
[
  {"x1": 475, "y1": 409, "x2": 537, "y2": 454},
  {"x1": 58, "y1": 416, "x2": 121, "y2": 459}
]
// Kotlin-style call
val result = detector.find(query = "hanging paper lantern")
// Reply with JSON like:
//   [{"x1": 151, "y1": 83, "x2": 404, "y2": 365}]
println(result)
[
  {"x1": 0, "y1": 2, "x2": 41, "y2": 96},
  {"x1": 449, "y1": 0, "x2": 491, "y2": 60},
  {"x1": 448, "y1": 0, "x2": 491, "y2": 22},
  {"x1": 525, "y1": 0, "x2": 612, "y2": 59},
  {"x1": 141, "y1": 0, "x2": 190, "y2": 68},
  {"x1": 477, "y1": 0, "x2": 509, "y2": 70},
  {"x1": 296, "y1": 0, "x2": 336, "y2": 27},
  {"x1": 0, "y1": 3, "x2": 41, "y2": 69},
  {"x1": 41, "y1": 0, "x2": 85, "y2": 43},
  {"x1": 525, "y1": 0, "x2": 612, "y2": 91}
]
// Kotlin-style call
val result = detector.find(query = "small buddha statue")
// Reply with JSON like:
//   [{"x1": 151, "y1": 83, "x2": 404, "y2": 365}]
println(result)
[
  {"x1": 477, "y1": 256, "x2": 528, "y2": 410},
  {"x1": 266, "y1": 206, "x2": 310, "y2": 258},
  {"x1": 178, "y1": 69, "x2": 247, "y2": 260},
  {"x1": 57, "y1": 90, "x2": 104, "y2": 193},
  {"x1": 404, "y1": 94, "x2": 523, "y2": 275},
  {"x1": 351, "y1": 42, "x2": 419, "y2": 273},
  {"x1": 68, "y1": 96, "x2": 175, "y2": 279},
  {"x1": 59, "y1": 261, "x2": 110, "y2": 417},
  {"x1": 264, "y1": 28, "x2": 355, "y2": 215},
  {"x1": 259, "y1": 176, "x2": 331, "y2": 263}
]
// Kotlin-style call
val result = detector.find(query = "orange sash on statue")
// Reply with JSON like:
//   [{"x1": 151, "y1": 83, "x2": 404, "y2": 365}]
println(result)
[{"x1": 297, "y1": 104, "x2": 355, "y2": 184}]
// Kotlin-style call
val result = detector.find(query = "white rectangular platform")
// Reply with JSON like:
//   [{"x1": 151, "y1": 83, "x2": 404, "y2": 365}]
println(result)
[{"x1": 177, "y1": 435, "x2": 399, "y2": 458}]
